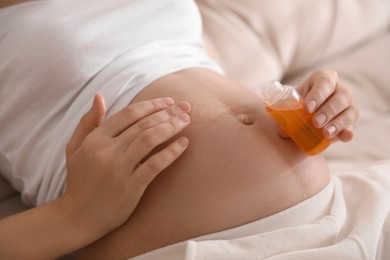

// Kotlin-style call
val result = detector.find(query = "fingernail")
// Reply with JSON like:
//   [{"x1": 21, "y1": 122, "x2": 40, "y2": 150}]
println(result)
[
  {"x1": 314, "y1": 113, "x2": 327, "y2": 127},
  {"x1": 178, "y1": 113, "x2": 190, "y2": 123},
  {"x1": 325, "y1": 125, "x2": 337, "y2": 138},
  {"x1": 306, "y1": 100, "x2": 316, "y2": 113},
  {"x1": 163, "y1": 97, "x2": 174, "y2": 106},
  {"x1": 178, "y1": 137, "x2": 189, "y2": 147},
  {"x1": 177, "y1": 102, "x2": 190, "y2": 112}
]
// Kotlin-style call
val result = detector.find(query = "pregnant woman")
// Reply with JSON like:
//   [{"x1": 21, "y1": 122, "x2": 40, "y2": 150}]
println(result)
[{"x1": 0, "y1": 0, "x2": 365, "y2": 259}]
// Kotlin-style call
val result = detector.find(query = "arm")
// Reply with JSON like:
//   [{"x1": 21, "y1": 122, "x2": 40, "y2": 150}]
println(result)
[
  {"x1": 0, "y1": 198, "x2": 100, "y2": 259},
  {"x1": 0, "y1": 95, "x2": 191, "y2": 259}
]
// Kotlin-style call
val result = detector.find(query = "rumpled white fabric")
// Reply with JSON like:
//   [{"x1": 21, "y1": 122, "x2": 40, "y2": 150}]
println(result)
[
  {"x1": 0, "y1": 0, "x2": 221, "y2": 206},
  {"x1": 133, "y1": 161, "x2": 390, "y2": 260}
]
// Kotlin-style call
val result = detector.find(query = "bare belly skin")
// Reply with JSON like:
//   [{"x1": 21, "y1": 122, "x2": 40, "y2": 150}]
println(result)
[{"x1": 77, "y1": 68, "x2": 330, "y2": 259}]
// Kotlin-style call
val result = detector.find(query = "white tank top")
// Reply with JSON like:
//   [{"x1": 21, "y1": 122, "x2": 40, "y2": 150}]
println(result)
[{"x1": 0, "y1": 0, "x2": 222, "y2": 205}]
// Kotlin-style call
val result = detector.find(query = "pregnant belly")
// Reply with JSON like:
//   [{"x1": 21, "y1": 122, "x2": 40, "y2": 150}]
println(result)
[{"x1": 77, "y1": 68, "x2": 329, "y2": 259}]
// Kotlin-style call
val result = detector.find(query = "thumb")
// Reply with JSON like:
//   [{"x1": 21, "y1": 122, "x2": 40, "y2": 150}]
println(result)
[
  {"x1": 66, "y1": 94, "x2": 106, "y2": 157},
  {"x1": 278, "y1": 127, "x2": 290, "y2": 139}
]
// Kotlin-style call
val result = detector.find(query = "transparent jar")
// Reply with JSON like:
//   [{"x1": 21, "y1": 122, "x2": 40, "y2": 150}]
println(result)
[{"x1": 260, "y1": 80, "x2": 332, "y2": 155}]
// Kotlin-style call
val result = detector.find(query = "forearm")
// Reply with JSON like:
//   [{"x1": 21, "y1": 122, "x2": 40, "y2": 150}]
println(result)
[{"x1": 0, "y1": 198, "x2": 102, "y2": 260}]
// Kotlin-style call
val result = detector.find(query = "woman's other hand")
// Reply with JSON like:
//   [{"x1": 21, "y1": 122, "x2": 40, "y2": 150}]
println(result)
[
  {"x1": 62, "y1": 95, "x2": 191, "y2": 237},
  {"x1": 295, "y1": 69, "x2": 359, "y2": 142}
]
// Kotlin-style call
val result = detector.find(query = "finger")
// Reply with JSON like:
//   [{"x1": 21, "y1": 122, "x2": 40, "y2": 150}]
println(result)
[
  {"x1": 115, "y1": 101, "x2": 191, "y2": 150},
  {"x1": 98, "y1": 97, "x2": 175, "y2": 137},
  {"x1": 312, "y1": 85, "x2": 352, "y2": 128},
  {"x1": 66, "y1": 94, "x2": 106, "y2": 157},
  {"x1": 322, "y1": 106, "x2": 359, "y2": 139},
  {"x1": 303, "y1": 69, "x2": 339, "y2": 113},
  {"x1": 335, "y1": 126, "x2": 354, "y2": 142},
  {"x1": 126, "y1": 113, "x2": 190, "y2": 169},
  {"x1": 129, "y1": 137, "x2": 189, "y2": 196},
  {"x1": 278, "y1": 128, "x2": 290, "y2": 139}
]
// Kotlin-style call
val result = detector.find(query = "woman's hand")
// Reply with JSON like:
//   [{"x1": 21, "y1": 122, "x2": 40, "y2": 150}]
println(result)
[
  {"x1": 291, "y1": 69, "x2": 359, "y2": 142},
  {"x1": 0, "y1": 95, "x2": 191, "y2": 260},
  {"x1": 61, "y1": 94, "x2": 191, "y2": 237},
  {"x1": 298, "y1": 69, "x2": 359, "y2": 141}
]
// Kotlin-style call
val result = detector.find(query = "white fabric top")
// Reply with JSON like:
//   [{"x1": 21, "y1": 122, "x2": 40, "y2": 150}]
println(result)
[
  {"x1": 133, "y1": 161, "x2": 390, "y2": 260},
  {"x1": 0, "y1": 0, "x2": 222, "y2": 205}
]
